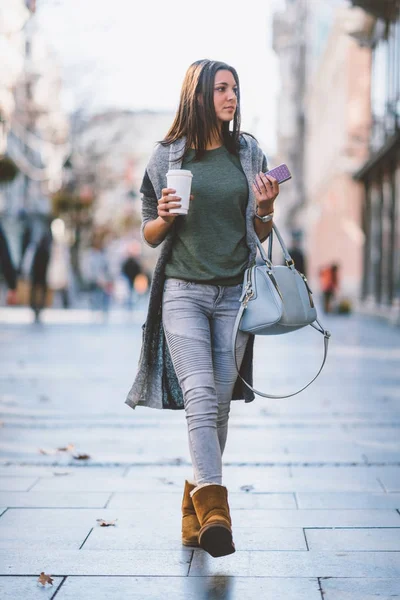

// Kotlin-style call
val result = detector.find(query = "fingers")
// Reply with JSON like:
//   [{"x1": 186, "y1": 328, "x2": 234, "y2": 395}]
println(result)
[
  {"x1": 158, "y1": 189, "x2": 181, "y2": 217},
  {"x1": 264, "y1": 173, "x2": 279, "y2": 195},
  {"x1": 255, "y1": 172, "x2": 279, "y2": 199},
  {"x1": 161, "y1": 188, "x2": 176, "y2": 196}
]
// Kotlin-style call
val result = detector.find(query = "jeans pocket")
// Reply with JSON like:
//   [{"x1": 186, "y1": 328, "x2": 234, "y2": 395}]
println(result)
[{"x1": 163, "y1": 278, "x2": 193, "y2": 292}]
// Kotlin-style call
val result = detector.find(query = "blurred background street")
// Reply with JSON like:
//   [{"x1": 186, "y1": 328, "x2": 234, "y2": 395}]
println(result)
[
  {"x1": 1, "y1": 0, "x2": 399, "y2": 323},
  {"x1": 1, "y1": 0, "x2": 400, "y2": 598}
]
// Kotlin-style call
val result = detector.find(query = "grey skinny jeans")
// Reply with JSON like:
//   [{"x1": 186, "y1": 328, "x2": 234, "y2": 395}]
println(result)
[{"x1": 162, "y1": 278, "x2": 249, "y2": 485}]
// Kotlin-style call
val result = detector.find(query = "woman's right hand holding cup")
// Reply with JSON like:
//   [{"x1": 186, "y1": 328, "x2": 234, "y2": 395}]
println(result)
[{"x1": 158, "y1": 188, "x2": 181, "y2": 223}]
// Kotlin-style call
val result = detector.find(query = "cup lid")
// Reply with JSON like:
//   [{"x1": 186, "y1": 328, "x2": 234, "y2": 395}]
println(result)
[{"x1": 166, "y1": 169, "x2": 193, "y2": 177}]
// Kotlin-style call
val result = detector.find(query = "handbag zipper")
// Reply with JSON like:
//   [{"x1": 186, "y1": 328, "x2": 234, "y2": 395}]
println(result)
[
  {"x1": 299, "y1": 273, "x2": 315, "y2": 308},
  {"x1": 267, "y1": 270, "x2": 283, "y2": 301}
]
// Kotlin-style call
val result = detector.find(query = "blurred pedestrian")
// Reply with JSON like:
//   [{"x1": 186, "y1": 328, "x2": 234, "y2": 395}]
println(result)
[
  {"x1": 121, "y1": 243, "x2": 142, "y2": 309},
  {"x1": 319, "y1": 263, "x2": 340, "y2": 313},
  {"x1": 86, "y1": 233, "x2": 113, "y2": 316},
  {"x1": 47, "y1": 219, "x2": 71, "y2": 309},
  {"x1": 30, "y1": 232, "x2": 51, "y2": 322},
  {"x1": 288, "y1": 232, "x2": 307, "y2": 276},
  {"x1": 0, "y1": 222, "x2": 18, "y2": 306},
  {"x1": 125, "y1": 60, "x2": 280, "y2": 557}
]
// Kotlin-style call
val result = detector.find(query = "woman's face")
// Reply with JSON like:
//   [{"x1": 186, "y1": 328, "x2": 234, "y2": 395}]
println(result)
[{"x1": 213, "y1": 69, "x2": 238, "y2": 125}]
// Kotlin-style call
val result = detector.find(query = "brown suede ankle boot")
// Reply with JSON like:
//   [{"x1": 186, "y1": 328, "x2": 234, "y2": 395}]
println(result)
[
  {"x1": 181, "y1": 480, "x2": 200, "y2": 547},
  {"x1": 191, "y1": 483, "x2": 235, "y2": 558}
]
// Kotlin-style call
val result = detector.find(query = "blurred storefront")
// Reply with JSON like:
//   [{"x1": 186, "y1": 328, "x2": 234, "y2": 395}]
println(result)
[
  {"x1": 273, "y1": 0, "x2": 400, "y2": 323},
  {"x1": 351, "y1": 0, "x2": 400, "y2": 321}
]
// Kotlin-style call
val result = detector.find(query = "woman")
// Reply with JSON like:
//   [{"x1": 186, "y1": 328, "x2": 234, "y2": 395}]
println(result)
[{"x1": 125, "y1": 59, "x2": 279, "y2": 557}]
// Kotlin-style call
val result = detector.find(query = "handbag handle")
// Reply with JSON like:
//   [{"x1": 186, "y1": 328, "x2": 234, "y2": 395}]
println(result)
[
  {"x1": 257, "y1": 224, "x2": 295, "y2": 268},
  {"x1": 232, "y1": 304, "x2": 331, "y2": 399}
]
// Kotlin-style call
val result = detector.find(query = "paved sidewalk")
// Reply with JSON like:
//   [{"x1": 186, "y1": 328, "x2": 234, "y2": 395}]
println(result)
[{"x1": 0, "y1": 308, "x2": 399, "y2": 599}]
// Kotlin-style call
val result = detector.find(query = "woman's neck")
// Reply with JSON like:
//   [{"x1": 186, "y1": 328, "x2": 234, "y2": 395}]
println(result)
[
  {"x1": 189, "y1": 129, "x2": 224, "y2": 151},
  {"x1": 204, "y1": 127, "x2": 223, "y2": 150},
  {"x1": 205, "y1": 141, "x2": 223, "y2": 150}
]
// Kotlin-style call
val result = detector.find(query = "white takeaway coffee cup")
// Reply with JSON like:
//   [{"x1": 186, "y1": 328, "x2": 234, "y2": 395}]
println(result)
[{"x1": 166, "y1": 169, "x2": 193, "y2": 215}]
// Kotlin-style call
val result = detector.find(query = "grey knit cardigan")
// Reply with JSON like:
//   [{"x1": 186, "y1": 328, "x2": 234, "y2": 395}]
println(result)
[{"x1": 125, "y1": 133, "x2": 268, "y2": 410}]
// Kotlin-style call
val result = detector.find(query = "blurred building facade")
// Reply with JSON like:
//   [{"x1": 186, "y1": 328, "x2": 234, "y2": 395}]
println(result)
[
  {"x1": 0, "y1": 1, "x2": 69, "y2": 266},
  {"x1": 273, "y1": 0, "x2": 400, "y2": 322},
  {"x1": 272, "y1": 0, "x2": 308, "y2": 242},
  {"x1": 304, "y1": 4, "x2": 371, "y2": 299},
  {"x1": 351, "y1": 0, "x2": 400, "y2": 320},
  {"x1": 67, "y1": 110, "x2": 174, "y2": 273}
]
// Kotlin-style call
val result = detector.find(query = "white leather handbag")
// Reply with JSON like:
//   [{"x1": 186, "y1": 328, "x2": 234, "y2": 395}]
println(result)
[{"x1": 232, "y1": 224, "x2": 331, "y2": 399}]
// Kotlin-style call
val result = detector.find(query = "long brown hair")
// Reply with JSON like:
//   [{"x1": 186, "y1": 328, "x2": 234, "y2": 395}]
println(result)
[{"x1": 161, "y1": 59, "x2": 242, "y2": 162}]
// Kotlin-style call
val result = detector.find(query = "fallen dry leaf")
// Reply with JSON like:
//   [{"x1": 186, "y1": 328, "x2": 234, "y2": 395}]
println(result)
[
  {"x1": 72, "y1": 453, "x2": 91, "y2": 460},
  {"x1": 240, "y1": 484, "x2": 255, "y2": 493},
  {"x1": 96, "y1": 519, "x2": 118, "y2": 527},
  {"x1": 39, "y1": 444, "x2": 76, "y2": 455},
  {"x1": 37, "y1": 572, "x2": 53, "y2": 586},
  {"x1": 57, "y1": 444, "x2": 75, "y2": 452}
]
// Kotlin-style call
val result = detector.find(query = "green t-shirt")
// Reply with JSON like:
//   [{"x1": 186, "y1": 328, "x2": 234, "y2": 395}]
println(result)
[{"x1": 165, "y1": 145, "x2": 249, "y2": 286}]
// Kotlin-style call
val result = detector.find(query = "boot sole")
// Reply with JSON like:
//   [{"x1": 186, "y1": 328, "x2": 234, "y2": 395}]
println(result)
[
  {"x1": 182, "y1": 538, "x2": 200, "y2": 547},
  {"x1": 198, "y1": 523, "x2": 235, "y2": 558}
]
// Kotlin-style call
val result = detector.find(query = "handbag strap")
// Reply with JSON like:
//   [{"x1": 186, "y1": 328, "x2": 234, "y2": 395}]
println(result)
[
  {"x1": 258, "y1": 224, "x2": 295, "y2": 268},
  {"x1": 231, "y1": 302, "x2": 331, "y2": 399}
]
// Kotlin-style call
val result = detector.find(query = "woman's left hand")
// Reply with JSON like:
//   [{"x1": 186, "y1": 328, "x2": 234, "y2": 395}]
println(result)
[{"x1": 252, "y1": 172, "x2": 280, "y2": 215}]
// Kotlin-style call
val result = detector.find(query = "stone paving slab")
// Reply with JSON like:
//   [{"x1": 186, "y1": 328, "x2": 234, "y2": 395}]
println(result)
[
  {"x1": 320, "y1": 577, "x2": 400, "y2": 599},
  {"x1": 230, "y1": 509, "x2": 400, "y2": 528},
  {"x1": 30, "y1": 476, "x2": 190, "y2": 492},
  {"x1": 364, "y1": 450, "x2": 400, "y2": 463},
  {"x1": 0, "y1": 576, "x2": 64, "y2": 600},
  {"x1": 0, "y1": 492, "x2": 111, "y2": 508},
  {"x1": 189, "y1": 550, "x2": 400, "y2": 577},
  {"x1": 0, "y1": 512, "x2": 92, "y2": 550},
  {"x1": 290, "y1": 465, "x2": 397, "y2": 481},
  {"x1": 0, "y1": 477, "x2": 38, "y2": 491},
  {"x1": 223, "y1": 475, "x2": 384, "y2": 493},
  {"x1": 375, "y1": 468, "x2": 400, "y2": 492},
  {"x1": 52, "y1": 575, "x2": 322, "y2": 600},
  {"x1": 0, "y1": 549, "x2": 191, "y2": 576},
  {"x1": 108, "y1": 491, "x2": 297, "y2": 509},
  {"x1": 346, "y1": 427, "x2": 400, "y2": 441},
  {"x1": 0, "y1": 508, "x2": 181, "y2": 545},
  {"x1": 296, "y1": 492, "x2": 400, "y2": 509},
  {"x1": 0, "y1": 466, "x2": 127, "y2": 478},
  {"x1": 305, "y1": 527, "x2": 400, "y2": 551},
  {"x1": 84, "y1": 526, "x2": 307, "y2": 551}
]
